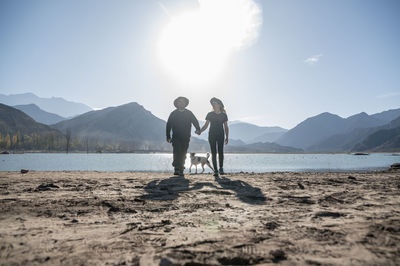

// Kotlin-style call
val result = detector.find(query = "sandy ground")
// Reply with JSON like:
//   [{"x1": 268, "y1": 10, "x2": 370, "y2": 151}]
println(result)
[{"x1": 0, "y1": 170, "x2": 399, "y2": 265}]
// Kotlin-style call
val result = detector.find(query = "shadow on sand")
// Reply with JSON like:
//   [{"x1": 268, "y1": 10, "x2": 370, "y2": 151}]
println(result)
[
  {"x1": 214, "y1": 175, "x2": 266, "y2": 204},
  {"x1": 141, "y1": 175, "x2": 266, "y2": 205},
  {"x1": 141, "y1": 176, "x2": 190, "y2": 201}
]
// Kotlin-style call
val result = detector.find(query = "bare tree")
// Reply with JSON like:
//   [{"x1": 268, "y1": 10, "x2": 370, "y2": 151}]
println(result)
[{"x1": 66, "y1": 128, "x2": 71, "y2": 154}]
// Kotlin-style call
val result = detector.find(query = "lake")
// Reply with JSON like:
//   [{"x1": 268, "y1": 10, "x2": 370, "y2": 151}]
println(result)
[{"x1": 0, "y1": 153, "x2": 399, "y2": 172}]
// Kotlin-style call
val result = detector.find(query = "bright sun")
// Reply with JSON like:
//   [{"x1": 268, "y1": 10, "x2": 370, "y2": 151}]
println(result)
[{"x1": 158, "y1": 0, "x2": 262, "y2": 85}]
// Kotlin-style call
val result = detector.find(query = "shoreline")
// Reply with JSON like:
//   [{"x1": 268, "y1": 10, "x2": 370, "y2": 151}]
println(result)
[
  {"x1": 2, "y1": 150, "x2": 400, "y2": 155},
  {"x1": 1, "y1": 170, "x2": 399, "y2": 265},
  {"x1": 0, "y1": 167, "x2": 397, "y2": 174}
]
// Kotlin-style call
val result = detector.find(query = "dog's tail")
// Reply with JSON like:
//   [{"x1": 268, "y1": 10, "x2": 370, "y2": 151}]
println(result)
[{"x1": 206, "y1": 152, "x2": 210, "y2": 159}]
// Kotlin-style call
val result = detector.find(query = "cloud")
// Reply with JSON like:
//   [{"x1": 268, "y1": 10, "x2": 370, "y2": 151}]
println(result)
[
  {"x1": 376, "y1": 92, "x2": 400, "y2": 99},
  {"x1": 305, "y1": 54, "x2": 323, "y2": 65}
]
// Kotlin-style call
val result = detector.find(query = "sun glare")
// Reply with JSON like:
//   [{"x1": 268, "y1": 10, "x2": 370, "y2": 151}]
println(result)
[{"x1": 158, "y1": 0, "x2": 262, "y2": 85}]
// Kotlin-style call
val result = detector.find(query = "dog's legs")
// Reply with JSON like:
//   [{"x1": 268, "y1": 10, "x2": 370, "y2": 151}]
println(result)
[
  {"x1": 189, "y1": 164, "x2": 192, "y2": 173},
  {"x1": 195, "y1": 165, "x2": 198, "y2": 174},
  {"x1": 201, "y1": 163, "x2": 205, "y2": 173}
]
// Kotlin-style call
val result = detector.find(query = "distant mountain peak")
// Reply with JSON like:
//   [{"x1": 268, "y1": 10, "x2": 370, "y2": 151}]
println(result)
[
  {"x1": 347, "y1": 112, "x2": 368, "y2": 119},
  {"x1": 113, "y1": 102, "x2": 149, "y2": 113},
  {"x1": 278, "y1": 108, "x2": 400, "y2": 151},
  {"x1": 371, "y1": 107, "x2": 400, "y2": 123},
  {"x1": 120, "y1": 102, "x2": 141, "y2": 107},
  {"x1": 13, "y1": 103, "x2": 66, "y2": 125},
  {"x1": 52, "y1": 101, "x2": 166, "y2": 143},
  {"x1": 316, "y1": 112, "x2": 340, "y2": 118},
  {"x1": 0, "y1": 103, "x2": 62, "y2": 136},
  {"x1": 0, "y1": 92, "x2": 92, "y2": 117},
  {"x1": 356, "y1": 111, "x2": 368, "y2": 116}
]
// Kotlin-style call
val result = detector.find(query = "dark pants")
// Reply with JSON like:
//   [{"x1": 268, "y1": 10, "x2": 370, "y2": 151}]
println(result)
[
  {"x1": 209, "y1": 134, "x2": 224, "y2": 171},
  {"x1": 172, "y1": 138, "x2": 189, "y2": 171}
]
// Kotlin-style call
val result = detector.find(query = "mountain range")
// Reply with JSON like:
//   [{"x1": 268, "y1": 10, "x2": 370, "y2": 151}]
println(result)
[
  {"x1": 276, "y1": 109, "x2": 400, "y2": 151},
  {"x1": 194, "y1": 121, "x2": 287, "y2": 144},
  {"x1": 0, "y1": 100, "x2": 300, "y2": 152},
  {"x1": 0, "y1": 103, "x2": 62, "y2": 137},
  {"x1": 52, "y1": 102, "x2": 167, "y2": 149},
  {"x1": 50, "y1": 102, "x2": 301, "y2": 153},
  {"x1": 228, "y1": 122, "x2": 287, "y2": 143},
  {"x1": 0, "y1": 92, "x2": 399, "y2": 152},
  {"x1": 351, "y1": 117, "x2": 400, "y2": 152},
  {"x1": 307, "y1": 116, "x2": 399, "y2": 152},
  {"x1": 0, "y1": 93, "x2": 92, "y2": 118}
]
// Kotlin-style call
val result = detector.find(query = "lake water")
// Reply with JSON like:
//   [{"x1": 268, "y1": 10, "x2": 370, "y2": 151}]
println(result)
[{"x1": 0, "y1": 153, "x2": 399, "y2": 172}]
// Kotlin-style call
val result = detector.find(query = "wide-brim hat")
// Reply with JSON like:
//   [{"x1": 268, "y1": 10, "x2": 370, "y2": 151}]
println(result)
[
  {"x1": 174, "y1": 96, "x2": 189, "y2": 108},
  {"x1": 210, "y1": 97, "x2": 224, "y2": 108}
]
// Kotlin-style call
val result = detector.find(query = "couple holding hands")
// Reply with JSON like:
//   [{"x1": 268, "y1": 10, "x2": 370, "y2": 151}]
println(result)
[{"x1": 166, "y1": 96, "x2": 229, "y2": 177}]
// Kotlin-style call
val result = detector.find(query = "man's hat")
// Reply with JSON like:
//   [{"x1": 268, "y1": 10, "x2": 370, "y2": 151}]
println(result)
[
  {"x1": 174, "y1": 96, "x2": 189, "y2": 108},
  {"x1": 210, "y1": 97, "x2": 224, "y2": 108}
]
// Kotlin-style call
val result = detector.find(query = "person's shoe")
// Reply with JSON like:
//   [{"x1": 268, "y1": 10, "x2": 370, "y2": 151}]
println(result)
[
  {"x1": 173, "y1": 169, "x2": 180, "y2": 175},
  {"x1": 213, "y1": 170, "x2": 219, "y2": 177},
  {"x1": 179, "y1": 170, "x2": 185, "y2": 176},
  {"x1": 219, "y1": 168, "x2": 225, "y2": 175}
]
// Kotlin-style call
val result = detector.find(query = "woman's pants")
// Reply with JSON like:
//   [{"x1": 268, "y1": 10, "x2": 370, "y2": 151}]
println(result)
[{"x1": 209, "y1": 134, "x2": 224, "y2": 171}]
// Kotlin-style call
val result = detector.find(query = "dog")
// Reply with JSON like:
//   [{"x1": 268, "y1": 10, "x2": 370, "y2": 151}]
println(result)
[{"x1": 189, "y1": 153, "x2": 214, "y2": 174}]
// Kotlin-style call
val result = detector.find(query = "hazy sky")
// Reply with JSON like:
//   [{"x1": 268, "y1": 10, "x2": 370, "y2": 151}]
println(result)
[{"x1": 1, "y1": 0, "x2": 399, "y2": 128}]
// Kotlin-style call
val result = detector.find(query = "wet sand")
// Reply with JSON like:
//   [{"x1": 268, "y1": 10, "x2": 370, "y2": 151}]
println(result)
[{"x1": 0, "y1": 170, "x2": 399, "y2": 265}]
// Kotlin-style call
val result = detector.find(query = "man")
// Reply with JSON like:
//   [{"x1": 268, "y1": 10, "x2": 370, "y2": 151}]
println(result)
[{"x1": 166, "y1": 97, "x2": 200, "y2": 176}]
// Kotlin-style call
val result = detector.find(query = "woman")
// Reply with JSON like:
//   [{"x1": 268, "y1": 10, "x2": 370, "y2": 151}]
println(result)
[{"x1": 199, "y1": 97, "x2": 229, "y2": 176}]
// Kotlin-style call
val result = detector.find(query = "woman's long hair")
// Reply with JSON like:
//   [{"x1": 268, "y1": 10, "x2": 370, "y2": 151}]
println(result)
[{"x1": 221, "y1": 106, "x2": 227, "y2": 114}]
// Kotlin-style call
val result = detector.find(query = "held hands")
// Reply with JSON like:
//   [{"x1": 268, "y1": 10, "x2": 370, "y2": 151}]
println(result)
[
  {"x1": 225, "y1": 138, "x2": 229, "y2": 145},
  {"x1": 166, "y1": 137, "x2": 172, "y2": 143},
  {"x1": 195, "y1": 130, "x2": 201, "y2": 135}
]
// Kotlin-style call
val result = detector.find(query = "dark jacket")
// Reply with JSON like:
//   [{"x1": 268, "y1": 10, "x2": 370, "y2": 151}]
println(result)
[{"x1": 166, "y1": 109, "x2": 200, "y2": 141}]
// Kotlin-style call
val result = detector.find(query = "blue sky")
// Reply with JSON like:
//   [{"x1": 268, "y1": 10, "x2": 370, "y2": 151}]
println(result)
[{"x1": 1, "y1": 0, "x2": 399, "y2": 128}]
